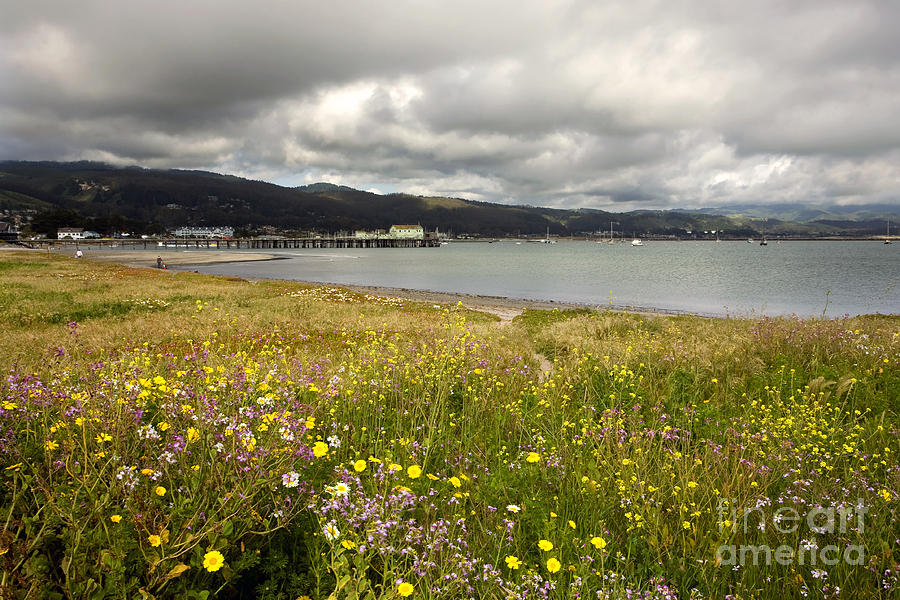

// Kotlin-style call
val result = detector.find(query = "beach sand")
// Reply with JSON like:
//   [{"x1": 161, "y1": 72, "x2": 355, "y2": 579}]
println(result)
[
  {"x1": 84, "y1": 250, "x2": 278, "y2": 267},
  {"x1": 335, "y1": 283, "x2": 594, "y2": 321}
]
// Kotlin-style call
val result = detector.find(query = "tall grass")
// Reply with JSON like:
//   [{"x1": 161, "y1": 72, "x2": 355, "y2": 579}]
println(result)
[{"x1": 0, "y1": 252, "x2": 897, "y2": 599}]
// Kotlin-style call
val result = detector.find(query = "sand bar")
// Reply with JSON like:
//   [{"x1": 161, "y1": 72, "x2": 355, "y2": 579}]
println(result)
[{"x1": 84, "y1": 250, "x2": 278, "y2": 267}]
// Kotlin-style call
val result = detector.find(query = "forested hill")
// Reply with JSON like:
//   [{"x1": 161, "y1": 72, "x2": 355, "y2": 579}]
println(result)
[{"x1": 0, "y1": 161, "x2": 894, "y2": 238}]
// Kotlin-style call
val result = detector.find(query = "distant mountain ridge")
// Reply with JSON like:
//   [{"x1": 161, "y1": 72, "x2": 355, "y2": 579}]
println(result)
[
  {"x1": 683, "y1": 203, "x2": 899, "y2": 223},
  {"x1": 295, "y1": 182, "x2": 359, "y2": 194},
  {"x1": 0, "y1": 161, "x2": 895, "y2": 238}
]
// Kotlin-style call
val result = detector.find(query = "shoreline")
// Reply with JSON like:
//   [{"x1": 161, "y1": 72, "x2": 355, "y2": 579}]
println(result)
[
  {"x1": 67, "y1": 248, "x2": 706, "y2": 319},
  {"x1": 49, "y1": 247, "x2": 894, "y2": 320},
  {"x1": 159, "y1": 259, "x2": 719, "y2": 319}
]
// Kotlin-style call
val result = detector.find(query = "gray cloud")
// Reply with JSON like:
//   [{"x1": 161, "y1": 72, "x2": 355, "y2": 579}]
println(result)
[{"x1": 1, "y1": 0, "x2": 899, "y2": 210}]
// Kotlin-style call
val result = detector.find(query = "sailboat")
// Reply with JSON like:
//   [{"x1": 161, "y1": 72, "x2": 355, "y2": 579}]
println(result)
[
  {"x1": 608, "y1": 221, "x2": 618, "y2": 244},
  {"x1": 535, "y1": 226, "x2": 556, "y2": 244},
  {"x1": 886, "y1": 219, "x2": 893, "y2": 244},
  {"x1": 759, "y1": 219, "x2": 768, "y2": 246}
]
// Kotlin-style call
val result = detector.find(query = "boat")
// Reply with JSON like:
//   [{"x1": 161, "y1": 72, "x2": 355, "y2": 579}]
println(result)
[
  {"x1": 607, "y1": 221, "x2": 619, "y2": 244},
  {"x1": 886, "y1": 219, "x2": 893, "y2": 244},
  {"x1": 536, "y1": 227, "x2": 556, "y2": 244},
  {"x1": 759, "y1": 219, "x2": 768, "y2": 246},
  {"x1": 631, "y1": 239, "x2": 644, "y2": 246}
]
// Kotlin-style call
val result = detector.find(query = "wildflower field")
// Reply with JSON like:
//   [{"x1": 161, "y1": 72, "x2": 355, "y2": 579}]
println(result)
[{"x1": 0, "y1": 252, "x2": 897, "y2": 599}]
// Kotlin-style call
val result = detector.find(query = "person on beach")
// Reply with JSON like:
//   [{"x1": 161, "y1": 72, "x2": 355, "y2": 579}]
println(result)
[
  {"x1": 75, "y1": 250, "x2": 83, "y2": 259},
  {"x1": 157, "y1": 256, "x2": 162, "y2": 268}
]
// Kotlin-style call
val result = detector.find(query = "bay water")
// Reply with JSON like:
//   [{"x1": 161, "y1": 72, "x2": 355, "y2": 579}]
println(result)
[{"x1": 165, "y1": 240, "x2": 897, "y2": 317}]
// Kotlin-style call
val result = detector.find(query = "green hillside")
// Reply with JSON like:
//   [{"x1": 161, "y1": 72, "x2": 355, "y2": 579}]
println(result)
[{"x1": 0, "y1": 161, "x2": 895, "y2": 238}]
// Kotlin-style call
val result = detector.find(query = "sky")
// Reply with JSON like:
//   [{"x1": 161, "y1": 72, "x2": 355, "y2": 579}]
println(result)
[{"x1": 2, "y1": 0, "x2": 899, "y2": 211}]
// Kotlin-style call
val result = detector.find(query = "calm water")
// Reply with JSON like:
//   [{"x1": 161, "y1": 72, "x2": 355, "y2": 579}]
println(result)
[{"x1": 165, "y1": 241, "x2": 897, "y2": 317}]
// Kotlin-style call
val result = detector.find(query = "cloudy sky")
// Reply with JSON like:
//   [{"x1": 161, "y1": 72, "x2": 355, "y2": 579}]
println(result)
[{"x1": 2, "y1": 0, "x2": 899, "y2": 210}]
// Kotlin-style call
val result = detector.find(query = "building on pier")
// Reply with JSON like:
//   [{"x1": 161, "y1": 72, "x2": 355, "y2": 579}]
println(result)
[
  {"x1": 171, "y1": 226, "x2": 235, "y2": 238},
  {"x1": 388, "y1": 224, "x2": 424, "y2": 239}
]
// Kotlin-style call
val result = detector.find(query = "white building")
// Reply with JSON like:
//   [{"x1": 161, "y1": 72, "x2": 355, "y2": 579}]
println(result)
[
  {"x1": 389, "y1": 225, "x2": 424, "y2": 239},
  {"x1": 171, "y1": 226, "x2": 235, "y2": 238},
  {"x1": 58, "y1": 227, "x2": 85, "y2": 239}
]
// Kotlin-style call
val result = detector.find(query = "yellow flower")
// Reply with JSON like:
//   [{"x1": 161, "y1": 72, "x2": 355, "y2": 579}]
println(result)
[
  {"x1": 682, "y1": 521, "x2": 691, "y2": 530},
  {"x1": 397, "y1": 582, "x2": 414, "y2": 597},
  {"x1": 568, "y1": 520, "x2": 576, "y2": 529},
  {"x1": 141, "y1": 468, "x2": 154, "y2": 476},
  {"x1": 187, "y1": 427, "x2": 200, "y2": 443},
  {"x1": 505, "y1": 555, "x2": 521, "y2": 570},
  {"x1": 407, "y1": 465, "x2": 422, "y2": 479},
  {"x1": 110, "y1": 514, "x2": 122, "y2": 523},
  {"x1": 591, "y1": 536, "x2": 607, "y2": 549},
  {"x1": 526, "y1": 452, "x2": 540, "y2": 463},
  {"x1": 95, "y1": 433, "x2": 112, "y2": 443},
  {"x1": 148, "y1": 534, "x2": 162, "y2": 547},
  {"x1": 202, "y1": 549, "x2": 225, "y2": 572},
  {"x1": 449, "y1": 476, "x2": 461, "y2": 488},
  {"x1": 305, "y1": 417, "x2": 316, "y2": 429},
  {"x1": 546, "y1": 557, "x2": 561, "y2": 573},
  {"x1": 341, "y1": 539, "x2": 356, "y2": 550},
  {"x1": 44, "y1": 440, "x2": 59, "y2": 451},
  {"x1": 158, "y1": 421, "x2": 170, "y2": 431},
  {"x1": 353, "y1": 460, "x2": 367, "y2": 472},
  {"x1": 313, "y1": 441, "x2": 328, "y2": 458},
  {"x1": 538, "y1": 539, "x2": 553, "y2": 552},
  {"x1": 155, "y1": 486, "x2": 166, "y2": 497}
]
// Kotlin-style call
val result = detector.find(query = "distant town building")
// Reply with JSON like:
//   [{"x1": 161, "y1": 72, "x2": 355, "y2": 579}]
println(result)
[
  {"x1": 171, "y1": 226, "x2": 235, "y2": 238},
  {"x1": 57, "y1": 227, "x2": 85, "y2": 239},
  {"x1": 389, "y1": 225, "x2": 424, "y2": 239},
  {"x1": 56, "y1": 228, "x2": 100, "y2": 239},
  {"x1": 0, "y1": 222, "x2": 18, "y2": 241}
]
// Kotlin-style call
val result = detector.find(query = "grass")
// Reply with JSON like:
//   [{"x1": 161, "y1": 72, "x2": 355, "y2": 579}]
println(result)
[{"x1": 0, "y1": 251, "x2": 897, "y2": 600}]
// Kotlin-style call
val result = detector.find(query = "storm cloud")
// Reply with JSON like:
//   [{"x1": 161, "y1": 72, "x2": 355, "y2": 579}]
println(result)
[{"x1": 2, "y1": 0, "x2": 899, "y2": 209}]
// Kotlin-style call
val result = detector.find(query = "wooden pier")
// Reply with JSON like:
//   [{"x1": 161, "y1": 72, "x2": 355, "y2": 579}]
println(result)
[{"x1": 45, "y1": 235, "x2": 440, "y2": 250}]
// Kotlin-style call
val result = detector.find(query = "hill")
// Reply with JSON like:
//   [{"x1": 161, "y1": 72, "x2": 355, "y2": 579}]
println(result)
[{"x1": 0, "y1": 161, "x2": 895, "y2": 238}]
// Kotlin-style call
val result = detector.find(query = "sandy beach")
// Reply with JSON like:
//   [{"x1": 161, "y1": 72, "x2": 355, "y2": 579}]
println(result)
[
  {"x1": 83, "y1": 249, "x2": 279, "y2": 267},
  {"x1": 334, "y1": 283, "x2": 598, "y2": 321}
]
